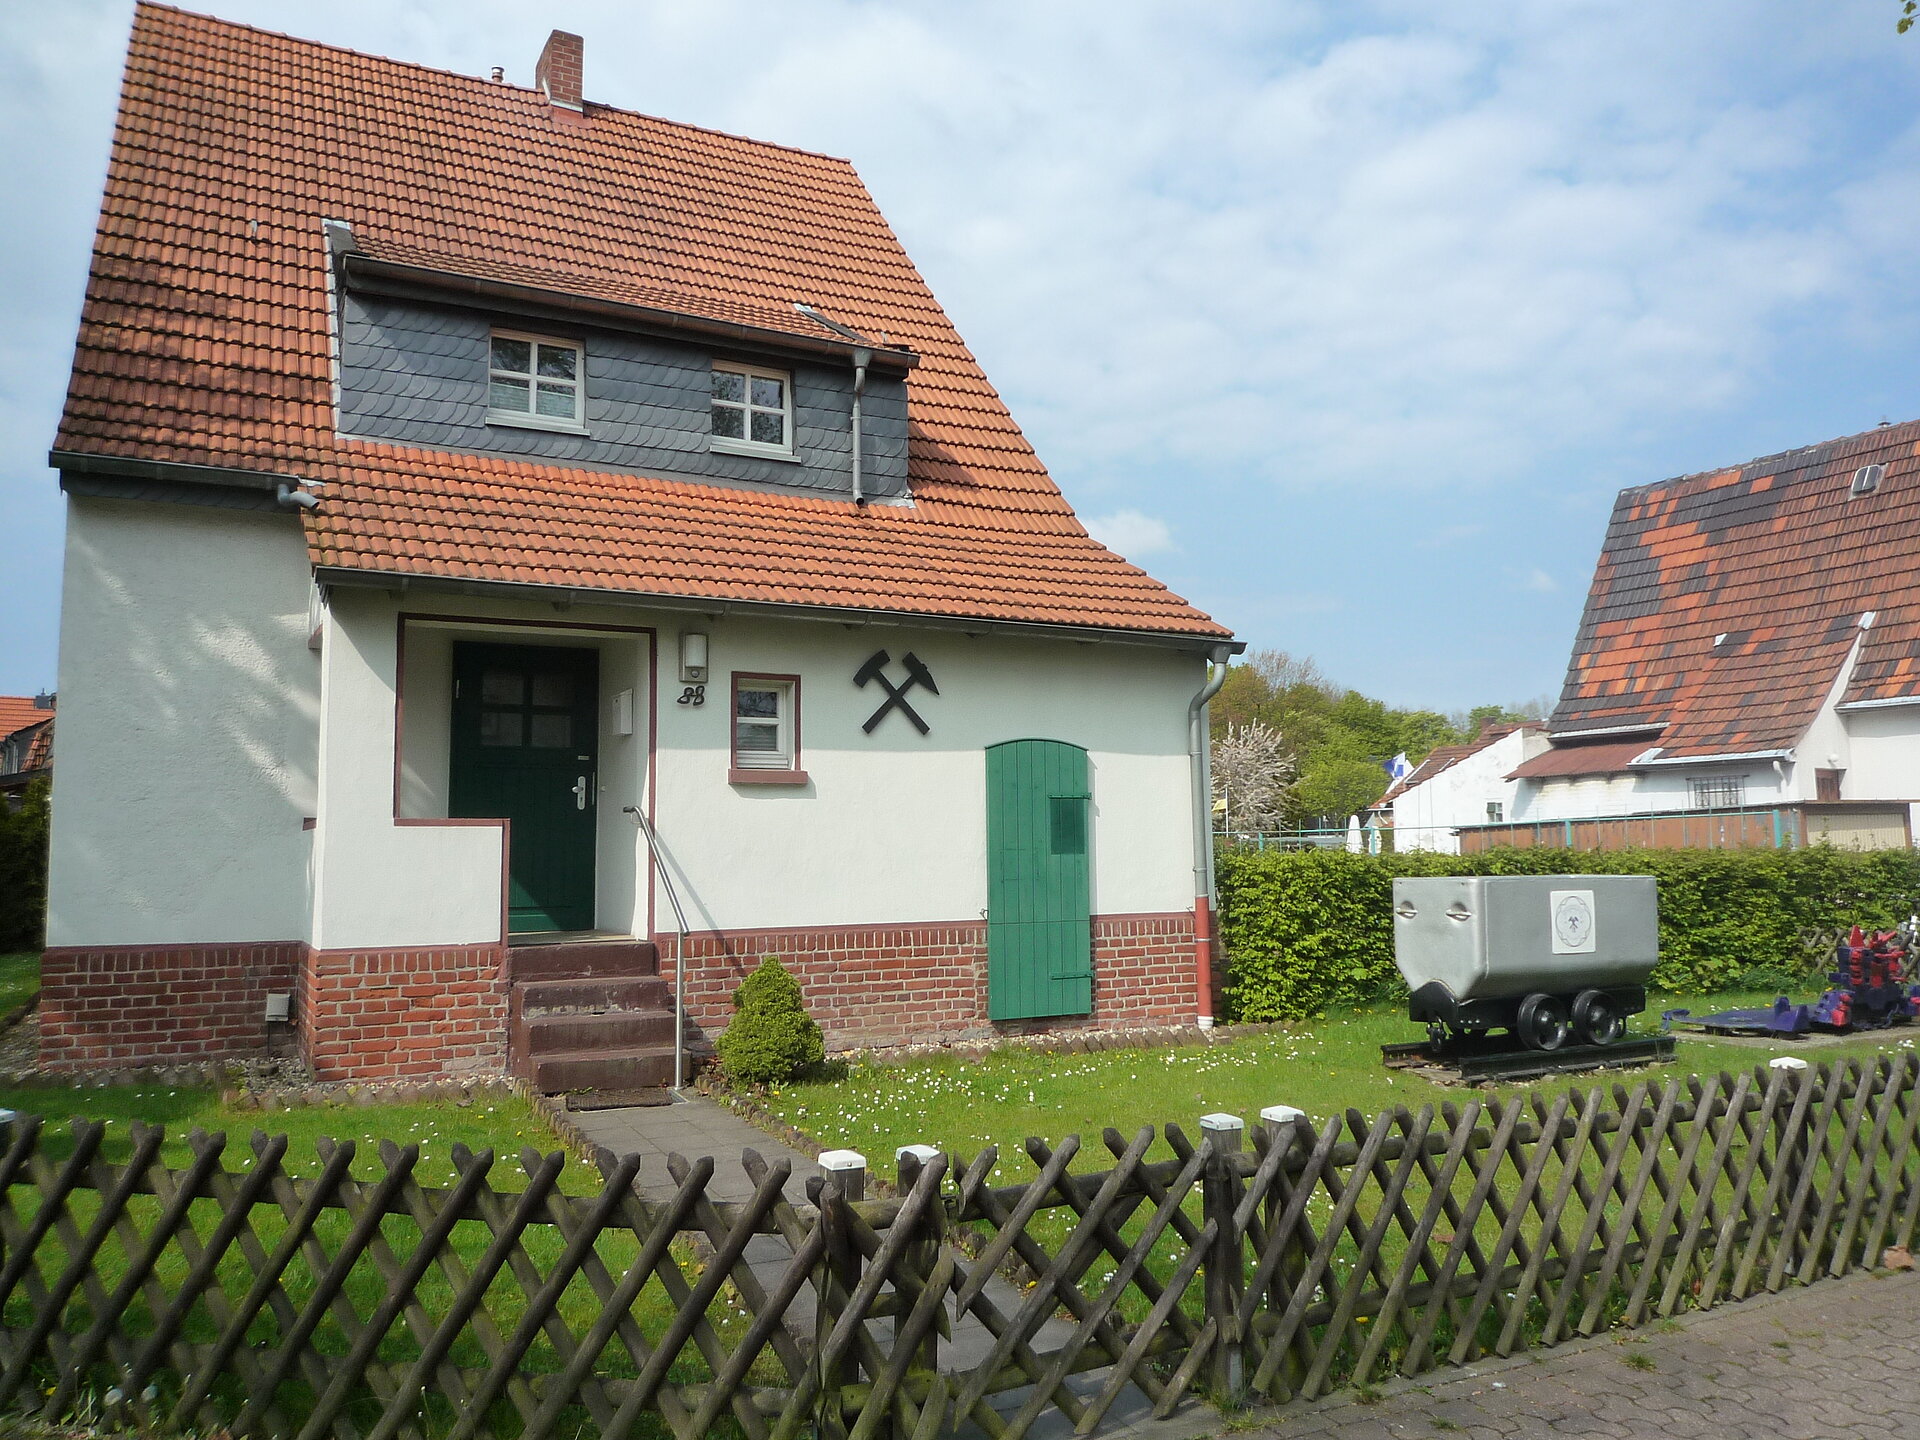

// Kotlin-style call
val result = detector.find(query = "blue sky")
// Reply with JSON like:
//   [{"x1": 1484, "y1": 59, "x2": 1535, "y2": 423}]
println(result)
[{"x1": 5, "y1": 1, "x2": 1920, "y2": 711}]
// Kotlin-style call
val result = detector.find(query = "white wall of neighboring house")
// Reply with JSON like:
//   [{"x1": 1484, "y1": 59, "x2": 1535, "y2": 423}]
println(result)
[
  {"x1": 1513, "y1": 621, "x2": 1920, "y2": 841},
  {"x1": 1391, "y1": 729, "x2": 1550, "y2": 852},
  {"x1": 1513, "y1": 761, "x2": 1795, "y2": 824},
  {"x1": 47, "y1": 498, "x2": 319, "y2": 947},
  {"x1": 304, "y1": 585, "x2": 1206, "y2": 949}
]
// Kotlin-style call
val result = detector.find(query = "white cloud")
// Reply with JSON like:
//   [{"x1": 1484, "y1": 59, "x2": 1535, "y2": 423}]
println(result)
[
  {"x1": 1516, "y1": 567, "x2": 1559, "y2": 593},
  {"x1": 1084, "y1": 509, "x2": 1175, "y2": 560}
]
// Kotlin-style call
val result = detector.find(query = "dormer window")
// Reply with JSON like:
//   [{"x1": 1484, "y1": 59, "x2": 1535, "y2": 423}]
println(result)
[
  {"x1": 488, "y1": 331, "x2": 583, "y2": 429},
  {"x1": 711, "y1": 361, "x2": 794, "y2": 457}
]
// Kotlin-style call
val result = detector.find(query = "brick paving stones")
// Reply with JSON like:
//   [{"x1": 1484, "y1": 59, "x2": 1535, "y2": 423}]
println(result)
[{"x1": 1253, "y1": 1268, "x2": 1920, "y2": 1440}]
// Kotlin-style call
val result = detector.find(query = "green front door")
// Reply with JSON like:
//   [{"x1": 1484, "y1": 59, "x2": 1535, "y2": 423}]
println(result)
[
  {"x1": 986, "y1": 739, "x2": 1093, "y2": 1020},
  {"x1": 450, "y1": 642, "x2": 599, "y2": 934}
]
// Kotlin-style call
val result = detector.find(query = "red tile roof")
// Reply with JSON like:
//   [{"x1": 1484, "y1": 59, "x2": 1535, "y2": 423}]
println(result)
[
  {"x1": 56, "y1": 4, "x2": 1229, "y2": 642},
  {"x1": 1507, "y1": 738, "x2": 1655, "y2": 781},
  {"x1": 0, "y1": 699, "x2": 48, "y2": 743},
  {"x1": 1546, "y1": 416, "x2": 1920, "y2": 764}
]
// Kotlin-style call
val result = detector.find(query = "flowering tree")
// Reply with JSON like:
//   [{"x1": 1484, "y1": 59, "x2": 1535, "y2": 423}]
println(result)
[{"x1": 1211, "y1": 720, "x2": 1295, "y2": 834}]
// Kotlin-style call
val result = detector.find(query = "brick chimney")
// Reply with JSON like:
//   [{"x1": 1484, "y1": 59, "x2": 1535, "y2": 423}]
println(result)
[{"x1": 535, "y1": 31, "x2": 584, "y2": 111}]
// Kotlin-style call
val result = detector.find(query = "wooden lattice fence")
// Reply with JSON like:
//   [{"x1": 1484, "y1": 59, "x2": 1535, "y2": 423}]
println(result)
[{"x1": 1, "y1": 1052, "x2": 1918, "y2": 1440}]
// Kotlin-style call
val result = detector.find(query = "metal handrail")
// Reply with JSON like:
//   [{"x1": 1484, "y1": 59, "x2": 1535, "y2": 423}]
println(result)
[{"x1": 622, "y1": 805, "x2": 690, "y2": 1096}]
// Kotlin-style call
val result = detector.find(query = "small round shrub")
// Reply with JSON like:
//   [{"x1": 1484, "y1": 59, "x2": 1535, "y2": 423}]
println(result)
[{"x1": 715, "y1": 957, "x2": 824, "y2": 1086}]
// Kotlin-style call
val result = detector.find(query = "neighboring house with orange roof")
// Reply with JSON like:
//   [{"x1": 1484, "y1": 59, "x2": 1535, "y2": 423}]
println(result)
[
  {"x1": 0, "y1": 695, "x2": 54, "y2": 806},
  {"x1": 1372, "y1": 721, "x2": 1547, "y2": 853},
  {"x1": 43, "y1": 7, "x2": 1238, "y2": 1086},
  {"x1": 1505, "y1": 419, "x2": 1920, "y2": 849}
]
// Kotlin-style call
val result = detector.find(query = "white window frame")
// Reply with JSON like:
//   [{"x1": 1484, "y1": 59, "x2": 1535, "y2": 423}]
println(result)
[
  {"x1": 710, "y1": 360, "x2": 796, "y2": 458},
  {"x1": 730, "y1": 675, "x2": 804, "y2": 782},
  {"x1": 487, "y1": 329, "x2": 586, "y2": 432}
]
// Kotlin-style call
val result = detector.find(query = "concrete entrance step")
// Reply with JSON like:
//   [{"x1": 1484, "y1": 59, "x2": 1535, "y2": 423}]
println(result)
[
  {"x1": 506, "y1": 937, "x2": 659, "y2": 983},
  {"x1": 517, "y1": 976, "x2": 670, "y2": 1016},
  {"x1": 524, "y1": 1009, "x2": 677, "y2": 1052},
  {"x1": 532, "y1": 1046, "x2": 676, "y2": 1093}
]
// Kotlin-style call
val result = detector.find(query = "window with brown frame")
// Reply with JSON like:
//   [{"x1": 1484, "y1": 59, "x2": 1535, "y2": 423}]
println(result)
[
  {"x1": 729, "y1": 674, "x2": 807, "y2": 784},
  {"x1": 1816, "y1": 768, "x2": 1844, "y2": 801}
]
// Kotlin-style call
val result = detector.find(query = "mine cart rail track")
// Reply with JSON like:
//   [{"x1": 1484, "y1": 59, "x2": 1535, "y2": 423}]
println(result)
[{"x1": 1381, "y1": 1035, "x2": 1678, "y2": 1085}]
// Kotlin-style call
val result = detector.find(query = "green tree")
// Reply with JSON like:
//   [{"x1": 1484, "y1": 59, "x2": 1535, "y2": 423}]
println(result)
[
  {"x1": 0, "y1": 780, "x2": 50, "y2": 951},
  {"x1": 1293, "y1": 755, "x2": 1390, "y2": 822}
]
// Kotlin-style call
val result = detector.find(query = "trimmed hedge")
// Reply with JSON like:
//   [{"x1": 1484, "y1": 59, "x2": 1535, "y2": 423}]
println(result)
[{"x1": 1217, "y1": 844, "x2": 1920, "y2": 1023}]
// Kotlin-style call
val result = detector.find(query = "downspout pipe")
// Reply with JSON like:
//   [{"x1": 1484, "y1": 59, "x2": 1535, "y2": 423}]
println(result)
[
  {"x1": 851, "y1": 346, "x2": 871, "y2": 505},
  {"x1": 1189, "y1": 644, "x2": 1234, "y2": 1029}
]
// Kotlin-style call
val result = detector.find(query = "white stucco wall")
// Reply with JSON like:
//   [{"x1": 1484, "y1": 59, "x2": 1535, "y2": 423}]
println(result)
[
  {"x1": 1837, "y1": 704, "x2": 1920, "y2": 837},
  {"x1": 310, "y1": 591, "x2": 506, "y2": 949},
  {"x1": 47, "y1": 498, "x2": 319, "y2": 946},
  {"x1": 1392, "y1": 730, "x2": 1549, "y2": 852},
  {"x1": 650, "y1": 614, "x2": 1201, "y2": 931},
  {"x1": 312, "y1": 587, "x2": 1204, "y2": 946}
]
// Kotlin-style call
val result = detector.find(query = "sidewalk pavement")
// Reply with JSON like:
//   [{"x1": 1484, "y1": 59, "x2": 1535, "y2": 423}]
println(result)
[{"x1": 1254, "y1": 1266, "x2": 1920, "y2": 1440}]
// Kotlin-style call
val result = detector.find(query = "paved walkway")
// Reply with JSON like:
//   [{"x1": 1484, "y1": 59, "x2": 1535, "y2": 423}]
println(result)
[
  {"x1": 1256, "y1": 1267, "x2": 1920, "y2": 1440},
  {"x1": 563, "y1": 1095, "x2": 824, "y2": 1202}
]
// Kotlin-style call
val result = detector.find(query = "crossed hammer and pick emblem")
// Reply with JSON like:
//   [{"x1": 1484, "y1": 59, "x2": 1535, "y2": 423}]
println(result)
[{"x1": 854, "y1": 649, "x2": 939, "y2": 734}]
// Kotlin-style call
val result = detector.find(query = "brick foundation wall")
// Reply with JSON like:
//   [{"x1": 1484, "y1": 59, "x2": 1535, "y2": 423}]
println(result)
[
  {"x1": 299, "y1": 944, "x2": 509, "y2": 1081},
  {"x1": 38, "y1": 942, "x2": 303, "y2": 1070},
  {"x1": 662, "y1": 911, "x2": 1198, "y2": 1050}
]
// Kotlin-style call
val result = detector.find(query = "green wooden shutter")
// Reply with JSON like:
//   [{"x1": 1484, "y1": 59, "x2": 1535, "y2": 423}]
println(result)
[{"x1": 986, "y1": 739, "x2": 1092, "y2": 1019}]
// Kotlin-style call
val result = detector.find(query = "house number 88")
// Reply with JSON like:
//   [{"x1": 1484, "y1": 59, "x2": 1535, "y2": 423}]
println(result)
[{"x1": 676, "y1": 684, "x2": 706, "y2": 707}]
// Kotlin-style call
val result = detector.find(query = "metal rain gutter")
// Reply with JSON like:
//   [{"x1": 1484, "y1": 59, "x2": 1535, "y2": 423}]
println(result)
[
  {"x1": 1187, "y1": 645, "x2": 1235, "y2": 1030},
  {"x1": 1627, "y1": 747, "x2": 1796, "y2": 768}
]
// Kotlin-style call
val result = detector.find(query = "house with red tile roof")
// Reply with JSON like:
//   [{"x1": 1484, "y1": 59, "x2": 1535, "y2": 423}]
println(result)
[
  {"x1": 1370, "y1": 721, "x2": 1546, "y2": 852},
  {"x1": 0, "y1": 695, "x2": 54, "y2": 805},
  {"x1": 43, "y1": 7, "x2": 1238, "y2": 1086},
  {"x1": 1504, "y1": 419, "x2": 1920, "y2": 850}
]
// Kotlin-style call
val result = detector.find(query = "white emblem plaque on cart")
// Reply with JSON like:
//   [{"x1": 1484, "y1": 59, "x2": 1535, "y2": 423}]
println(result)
[{"x1": 1550, "y1": 889, "x2": 1597, "y2": 954}]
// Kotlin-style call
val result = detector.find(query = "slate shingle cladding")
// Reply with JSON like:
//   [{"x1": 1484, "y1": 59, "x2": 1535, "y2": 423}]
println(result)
[{"x1": 336, "y1": 294, "x2": 910, "y2": 501}]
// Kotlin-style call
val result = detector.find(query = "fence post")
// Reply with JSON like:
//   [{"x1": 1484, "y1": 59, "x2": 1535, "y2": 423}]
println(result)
[
  {"x1": 1200, "y1": 1112, "x2": 1246, "y2": 1403},
  {"x1": 817, "y1": 1149, "x2": 867, "y2": 1440},
  {"x1": 895, "y1": 1144, "x2": 943, "y2": 1388}
]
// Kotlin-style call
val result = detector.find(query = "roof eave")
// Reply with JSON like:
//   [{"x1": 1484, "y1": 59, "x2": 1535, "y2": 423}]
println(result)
[
  {"x1": 313, "y1": 565, "x2": 1242, "y2": 655},
  {"x1": 340, "y1": 253, "x2": 921, "y2": 374}
]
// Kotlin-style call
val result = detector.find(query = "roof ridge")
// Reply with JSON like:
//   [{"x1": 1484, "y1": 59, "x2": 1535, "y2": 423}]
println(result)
[
  {"x1": 1616, "y1": 413, "x2": 1920, "y2": 501},
  {"x1": 139, "y1": 2, "x2": 859, "y2": 167}
]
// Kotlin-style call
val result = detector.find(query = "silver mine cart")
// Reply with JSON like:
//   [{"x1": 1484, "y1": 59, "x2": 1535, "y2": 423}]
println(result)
[{"x1": 1386, "y1": 875, "x2": 1672, "y2": 1081}]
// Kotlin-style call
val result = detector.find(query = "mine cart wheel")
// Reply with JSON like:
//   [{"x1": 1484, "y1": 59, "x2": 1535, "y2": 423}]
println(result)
[
  {"x1": 1572, "y1": 989, "x2": 1624, "y2": 1047},
  {"x1": 1517, "y1": 992, "x2": 1570, "y2": 1052}
]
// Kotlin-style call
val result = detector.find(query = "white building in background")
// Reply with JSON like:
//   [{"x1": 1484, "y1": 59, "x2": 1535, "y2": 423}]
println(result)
[{"x1": 1379, "y1": 723, "x2": 1549, "y2": 853}]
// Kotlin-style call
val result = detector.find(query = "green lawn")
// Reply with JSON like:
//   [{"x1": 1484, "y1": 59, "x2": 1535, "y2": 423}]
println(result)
[
  {"x1": 761, "y1": 991, "x2": 1920, "y2": 1184},
  {"x1": 0, "y1": 1080, "x2": 594, "y2": 1191},
  {"x1": 0, "y1": 1081, "x2": 750, "y2": 1437},
  {"x1": 0, "y1": 952, "x2": 39, "y2": 1016}
]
